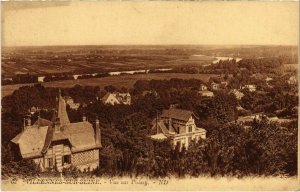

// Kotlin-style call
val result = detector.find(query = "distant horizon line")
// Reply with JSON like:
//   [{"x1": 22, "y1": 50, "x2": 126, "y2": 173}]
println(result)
[{"x1": 3, "y1": 44, "x2": 298, "y2": 48}]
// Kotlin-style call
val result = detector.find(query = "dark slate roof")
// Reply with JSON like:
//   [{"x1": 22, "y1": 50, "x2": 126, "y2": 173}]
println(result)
[
  {"x1": 161, "y1": 108, "x2": 198, "y2": 122},
  {"x1": 33, "y1": 117, "x2": 52, "y2": 127},
  {"x1": 42, "y1": 121, "x2": 101, "y2": 154},
  {"x1": 151, "y1": 120, "x2": 176, "y2": 135}
]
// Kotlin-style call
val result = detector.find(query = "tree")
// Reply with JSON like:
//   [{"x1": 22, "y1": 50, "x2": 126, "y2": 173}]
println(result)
[{"x1": 104, "y1": 85, "x2": 118, "y2": 93}]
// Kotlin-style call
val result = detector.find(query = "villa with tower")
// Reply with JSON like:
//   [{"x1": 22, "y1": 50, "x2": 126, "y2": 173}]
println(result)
[{"x1": 11, "y1": 91, "x2": 102, "y2": 172}]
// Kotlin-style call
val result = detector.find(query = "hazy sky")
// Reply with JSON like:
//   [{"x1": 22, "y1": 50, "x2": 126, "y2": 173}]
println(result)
[{"x1": 2, "y1": 1, "x2": 299, "y2": 47}]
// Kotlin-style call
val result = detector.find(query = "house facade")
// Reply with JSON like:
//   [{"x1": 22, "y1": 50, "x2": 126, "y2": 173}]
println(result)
[
  {"x1": 210, "y1": 82, "x2": 220, "y2": 91},
  {"x1": 229, "y1": 89, "x2": 244, "y2": 100},
  {"x1": 150, "y1": 108, "x2": 206, "y2": 150},
  {"x1": 198, "y1": 90, "x2": 214, "y2": 97},
  {"x1": 199, "y1": 84, "x2": 208, "y2": 91},
  {"x1": 242, "y1": 84, "x2": 256, "y2": 92},
  {"x1": 115, "y1": 92, "x2": 131, "y2": 105},
  {"x1": 11, "y1": 91, "x2": 102, "y2": 172},
  {"x1": 64, "y1": 96, "x2": 80, "y2": 110}
]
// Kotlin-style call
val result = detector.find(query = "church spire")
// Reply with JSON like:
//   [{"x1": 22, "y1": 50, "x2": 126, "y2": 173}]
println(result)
[{"x1": 57, "y1": 89, "x2": 70, "y2": 126}]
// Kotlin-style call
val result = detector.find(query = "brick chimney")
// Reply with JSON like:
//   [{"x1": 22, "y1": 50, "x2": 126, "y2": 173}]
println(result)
[{"x1": 95, "y1": 117, "x2": 101, "y2": 146}]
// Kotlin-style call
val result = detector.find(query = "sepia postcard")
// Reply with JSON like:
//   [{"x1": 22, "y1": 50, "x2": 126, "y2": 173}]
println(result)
[{"x1": 1, "y1": 1, "x2": 299, "y2": 191}]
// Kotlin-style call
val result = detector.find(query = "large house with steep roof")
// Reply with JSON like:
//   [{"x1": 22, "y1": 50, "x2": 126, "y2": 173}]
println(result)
[
  {"x1": 150, "y1": 108, "x2": 206, "y2": 150},
  {"x1": 11, "y1": 91, "x2": 102, "y2": 172}
]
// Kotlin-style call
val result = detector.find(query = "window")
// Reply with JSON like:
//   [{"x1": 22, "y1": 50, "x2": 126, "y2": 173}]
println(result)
[
  {"x1": 63, "y1": 155, "x2": 71, "y2": 164},
  {"x1": 188, "y1": 136, "x2": 192, "y2": 144},
  {"x1": 46, "y1": 158, "x2": 53, "y2": 168},
  {"x1": 188, "y1": 125, "x2": 193, "y2": 132},
  {"x1": 176, "y1": 141, "x2": 181, "y2": 147}
]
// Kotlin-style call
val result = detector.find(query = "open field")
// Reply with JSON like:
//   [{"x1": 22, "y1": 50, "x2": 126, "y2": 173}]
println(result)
[
  {"x1": 1, "y1": 73, "x2": 219, "y2": 98},
  {"x1": 2, "y1": 45, "x2": 297, "y2": 76},
  {"x1": 1, "y1": 46, "x2": 216, "y2": 76}
]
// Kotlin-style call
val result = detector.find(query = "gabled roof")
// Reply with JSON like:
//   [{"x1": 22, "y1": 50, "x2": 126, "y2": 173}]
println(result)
[
  {"x1": 102, "y1": 92, "x2": 112, "y2": 101},
  {"x1": 61, "y1": 121, "x2": 101, "y2": 152},
  {"x1": 101, "y1": 92, "x2": 120, "y2": 104},
  {"x1": 41, "y1": 120, "x2": 102, "y2": 154},
  {"x1": 161, "y1": 108, "x2": 198, "y2": 122},
  {"x1": 11, "y1": 125, "x2": 49, "y2": 158},
  {"x1": 151, "y1": 120, "x2": 176, "y2": 135}
]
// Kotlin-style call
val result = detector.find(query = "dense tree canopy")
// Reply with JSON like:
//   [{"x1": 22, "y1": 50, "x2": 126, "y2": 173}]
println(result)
[{"x1": 1, "y1": 76, "x2": 297, "y2": 178}]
